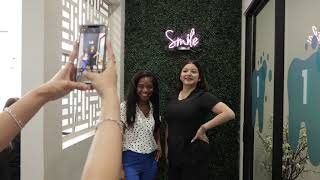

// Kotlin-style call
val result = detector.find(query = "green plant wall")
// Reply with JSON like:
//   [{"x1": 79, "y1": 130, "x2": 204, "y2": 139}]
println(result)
[{"x1": 124, "y1": 0, "x2": 241, "y2": 179}]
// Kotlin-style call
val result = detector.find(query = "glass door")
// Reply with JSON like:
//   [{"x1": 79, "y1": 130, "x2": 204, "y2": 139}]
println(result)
[
  {"x1": 252, "y1": 0, "x2": 275, "y2": 179},
  {"x1": 284, "y1": 0, "x2": 320, "y2": 179},
  {"x1": 244, "y1": 0, "x2": 275, "y2": 179}
]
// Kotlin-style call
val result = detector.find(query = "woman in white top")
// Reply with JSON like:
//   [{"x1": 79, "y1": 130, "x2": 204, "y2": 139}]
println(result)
[{"x1": 120, "y1": 71, "x2": 161, "y2": 180}]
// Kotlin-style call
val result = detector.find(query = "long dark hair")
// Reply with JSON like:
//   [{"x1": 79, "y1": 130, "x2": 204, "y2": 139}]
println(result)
[
  {"x1": 125, "y1": 71, "x2": 160, "y2": 133},
  {"x1": 177, "y1": 59, "x2": 208, "y2": 91},
  {"x1": 3, "y1": 98, "x2": 19, "y2": 111}
]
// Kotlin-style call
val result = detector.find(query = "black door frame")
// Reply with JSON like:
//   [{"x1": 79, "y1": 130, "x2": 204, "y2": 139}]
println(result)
[
  {"x1": 243, "y1": 0, "x2": 284, "y2": 180},
  {"x1": 272, "y1": 0, "x2": 284, "y2": 179}
]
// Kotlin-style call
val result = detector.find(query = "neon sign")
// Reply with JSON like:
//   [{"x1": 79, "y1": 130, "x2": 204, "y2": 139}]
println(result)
[{"x1": 165, "y1": 28, "x2": 199, "y2": 50}]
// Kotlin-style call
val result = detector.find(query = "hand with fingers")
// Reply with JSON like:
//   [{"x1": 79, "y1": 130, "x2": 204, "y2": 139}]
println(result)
[
  {"x1": 191, "y1": 125, "x2": 209, "y2": 144},
  {"x1": 39, "y1": 41, "x2": 91, "y2": 101},
  {"x1": 155, "y1": 143, "x2": 162, "y2": 161},
  {"x1": 120, "y1": 167, "x2": 126, "y2": 180}
]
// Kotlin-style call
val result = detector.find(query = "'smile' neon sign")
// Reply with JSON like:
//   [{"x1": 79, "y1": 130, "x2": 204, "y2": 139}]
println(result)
[{"x1": 165, "y1": 28, "x2": 199, "y2": 50}]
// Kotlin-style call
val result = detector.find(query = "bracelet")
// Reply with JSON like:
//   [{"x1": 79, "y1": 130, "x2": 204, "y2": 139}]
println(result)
[
  {"x1": 96, "y1": 117, "x2": 124, "y2": 135},
  {"x1": 4, "y1": 107, "x2": 23, "y2": 129}
]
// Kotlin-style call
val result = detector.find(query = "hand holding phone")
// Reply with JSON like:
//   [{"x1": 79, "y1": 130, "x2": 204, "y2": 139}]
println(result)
[
  {"x1": 75, "y1": 24, "x2": 107, "y2": 84},
  {"x1": 82, "y1": 40, "x2": 118, "y2": 98}
]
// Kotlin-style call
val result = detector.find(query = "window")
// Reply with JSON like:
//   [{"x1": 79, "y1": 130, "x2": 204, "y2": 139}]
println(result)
[{"x1": 61, "y1": 0, "x2": 109, "y2": 148}]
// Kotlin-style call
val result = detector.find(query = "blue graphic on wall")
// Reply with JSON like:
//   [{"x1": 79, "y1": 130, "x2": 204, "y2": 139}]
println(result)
[
  {"x1": 288, "y1": 27, "x2": 320, "y2": 165},
  {"x1": 252, "y1": 53, "x2": 270, "y2": 132},
  {"x1": 288, "y1": 50, "x2": 320, "y2": 165}
]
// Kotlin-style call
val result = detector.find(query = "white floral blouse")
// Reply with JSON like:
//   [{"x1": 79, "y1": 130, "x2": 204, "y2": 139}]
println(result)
[{"x1": 120, "y1": 101, "x2": 157, "y2": 154}]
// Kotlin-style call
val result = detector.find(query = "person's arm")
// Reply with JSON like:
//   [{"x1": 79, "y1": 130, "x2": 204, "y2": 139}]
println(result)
[
  {"x1": 81, "y1": 41, "x2": 122, "y2": 180},
  {"x1": 0, "y1": 42, "x2": 89, "y2": 152},
  {"x1": 165, "y1": 123, "x2": 168, "y2": 163},
  {"x1": 119, "y1": 102, "x2": 126, "y2": 180},
  {"x1": 202, "y1": 102, "x2": 235, "y2": 130},
  {"x1": 81, "y1": 88, "x2": 121, "y2": 180},
  {"x1": 0, "y1": 89, "x2": 46, "y2": 151},
  {"x1": 191, "y1": 102, "x2": 235, "y2": 143},
  {"x1": 154, "y1": 129, "x2": 162, "y2": 161}
]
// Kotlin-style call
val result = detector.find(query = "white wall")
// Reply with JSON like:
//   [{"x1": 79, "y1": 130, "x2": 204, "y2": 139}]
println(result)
[
  {"x1": 21, "y1": 0, "x2": 125, "y2": 179},
  {"x1": 21, "y1": 0, "x2": 45, "y2": 179},
  {"x1": 0, "y1": 0, "x2": 21, "y2": 110}
]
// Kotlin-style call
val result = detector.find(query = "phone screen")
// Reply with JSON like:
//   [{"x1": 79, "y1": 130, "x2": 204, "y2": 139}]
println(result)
[{"x1": 75, "y1": 25, "x2": 107, "y2": 83}]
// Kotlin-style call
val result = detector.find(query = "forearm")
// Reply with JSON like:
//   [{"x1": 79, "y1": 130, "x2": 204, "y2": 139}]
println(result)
[
  {"x1": 165, "y1": 125, "x2": 168, "y2": 142},
  {"x1": 165, "y1": 124, "x2": 168, "y2": 157},
  {"x1": 0, "y1": 86, "x2": 48, "y2": 151},
  {"x1": 202, "y1": 109, "x2": 235, "y2": 130},
  {"x1": 100, "y1": 88, "x2": 120, "y2": 121},
  {"x1": 82, "y1": 122, "x2": 122, "y2": 180},
  {"x1": 155, "y1": 130, "x2": 161, "y2": 145},
  {"x1": 81, "y1": 88, "x2": 122, "y2": 180}
]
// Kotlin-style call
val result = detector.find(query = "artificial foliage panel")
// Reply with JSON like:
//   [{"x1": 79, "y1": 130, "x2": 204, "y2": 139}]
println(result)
[{"x1": 125, "y1": 0, "x2": 241, "y2": 179}]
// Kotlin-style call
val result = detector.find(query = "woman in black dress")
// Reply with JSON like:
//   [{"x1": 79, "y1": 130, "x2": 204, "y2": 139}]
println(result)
[{"x1": 166, "y1": 60, "x2": 235, "y2": 180}]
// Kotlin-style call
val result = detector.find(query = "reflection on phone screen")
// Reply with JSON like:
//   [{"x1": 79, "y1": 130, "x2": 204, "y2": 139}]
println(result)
[{"x1": 76, "y1": 25, "x2": 106, "y2": 83}]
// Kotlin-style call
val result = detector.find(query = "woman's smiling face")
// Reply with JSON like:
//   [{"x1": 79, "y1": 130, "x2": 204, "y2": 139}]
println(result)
[
  {"x1": 180, "y1": 63, "x2": 200, "y2": 87},
  {"x1": 136, "y1": 76, "x2": 154, "y2": 102}
]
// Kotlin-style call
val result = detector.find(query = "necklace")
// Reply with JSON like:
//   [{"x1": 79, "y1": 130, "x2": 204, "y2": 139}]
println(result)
[
  {"x1": 178, "y1": 92, "x2": 189, "y2": 100},
  {"x1": 179, "y1": 87, "x2": 197, "y2": 100},
  {"x1": 138, "y1": 103, "x2": 150, "y2": 117}
]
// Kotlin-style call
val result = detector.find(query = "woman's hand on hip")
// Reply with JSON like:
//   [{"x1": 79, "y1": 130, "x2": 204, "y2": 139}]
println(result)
[{"x1": 191, "y1": 125, "x2": 209, "y2": 144}]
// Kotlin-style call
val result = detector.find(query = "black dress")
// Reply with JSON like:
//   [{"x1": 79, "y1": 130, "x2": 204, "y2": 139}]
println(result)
[
  {"x1": 0, "y1": 134, "x2": 20, "y2": 180},
  {"x1": 166, "y1": 88, "x2": 220, "y2": 180}
]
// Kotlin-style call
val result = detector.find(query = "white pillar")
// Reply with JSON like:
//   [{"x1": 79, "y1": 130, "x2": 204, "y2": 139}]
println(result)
[
  {"x1": 21, "y1": 0, "x2": 125, "y2": 179},
  {"x1": 21, "y1": 0, "x2": 45, "y2": 179},
  {"x1": 109, "y1": 0, "x2": 125, "y2": 101}
]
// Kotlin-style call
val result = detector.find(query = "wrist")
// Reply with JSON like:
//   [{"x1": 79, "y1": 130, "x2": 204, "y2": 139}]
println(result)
[
  {"x1": 30, "y1": 85, "x2": 51, "y2": 105},
  {"x1": 101, "y1": 87, "x2": 117, "y2": 100},
  {"x1": 200, "y1": 125, "x2": 208, "y2": 132}
]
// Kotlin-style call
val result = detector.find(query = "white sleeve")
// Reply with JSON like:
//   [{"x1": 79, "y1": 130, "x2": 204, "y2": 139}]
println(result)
[{"x1": 120, "y1": 101, "x2": 127, "y2": 127}]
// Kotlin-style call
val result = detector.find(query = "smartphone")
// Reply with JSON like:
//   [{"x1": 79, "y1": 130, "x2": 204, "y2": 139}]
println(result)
[{"x1": 75, "y1": 24, "x2": 107, "y2": 84}]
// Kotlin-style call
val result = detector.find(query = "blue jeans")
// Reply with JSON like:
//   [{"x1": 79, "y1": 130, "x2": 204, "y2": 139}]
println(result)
[{"x1": 123, "y1": 150, "x2": 157, "y2": 180}]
